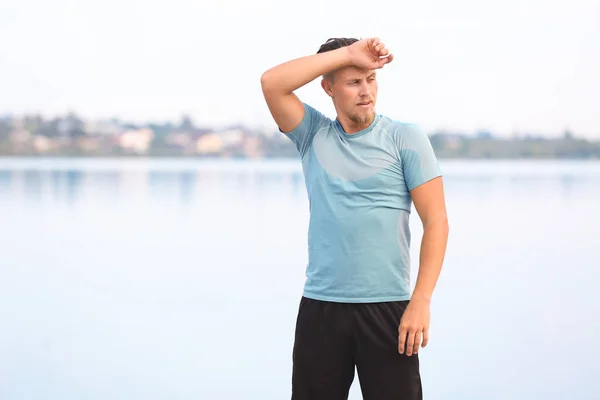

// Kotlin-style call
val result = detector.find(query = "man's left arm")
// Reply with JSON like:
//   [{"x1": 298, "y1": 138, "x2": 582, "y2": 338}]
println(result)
[{"x1": 398, "y1": 176, "x2": 449, "y2": 356}]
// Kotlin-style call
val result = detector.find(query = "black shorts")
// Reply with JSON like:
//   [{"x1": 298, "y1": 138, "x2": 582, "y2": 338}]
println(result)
[{"x1": 291, "y1": 296, "x2": 422, "y2": 400}]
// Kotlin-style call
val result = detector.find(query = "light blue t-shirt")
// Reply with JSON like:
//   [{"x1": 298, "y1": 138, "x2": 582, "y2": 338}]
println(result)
[{"x1": 283, "y1": 103, "x2": 442, "y2": 303}]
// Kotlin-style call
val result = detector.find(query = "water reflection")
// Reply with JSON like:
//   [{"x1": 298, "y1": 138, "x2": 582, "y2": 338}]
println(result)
[
  {"x1": 179, "y1": 171, "x2": 196, "y2": 204},
  {"x1": 50, "y1": 170, "x2": 63, "y2": 201},
  {"x1": 0, "y1": 170, "x2": 12, "y2": 194},
  {"x1": 148, "y1": 171, "x2": 185, "y2": 200},
  {"x1": 47, "y1": 170, "x2": 86, "y2": 205},
  {"x1": 23, "y1": 170, "x2": 43, "y2": 202},
  {"x1": 0, "y1": 160, "x2": 598, "y2": 208},
  {"x1": 559, "y1": 173, "x2": 578, "y2": 199},
  {"x1": 65, "y1": 170, "x2": 84, "y2": 204}
]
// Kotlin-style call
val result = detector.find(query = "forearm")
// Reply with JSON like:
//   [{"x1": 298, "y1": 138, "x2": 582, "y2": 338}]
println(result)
[
  {"x1": 261, "y1": 47, "x2": 352, "y2": 95},
  {"x1": 412, "y1": 219, "x2": 449, "y2": 302}
]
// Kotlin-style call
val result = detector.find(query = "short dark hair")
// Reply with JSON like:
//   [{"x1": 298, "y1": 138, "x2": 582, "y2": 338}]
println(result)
[
  {"x1": 317, "y1": 38, "x2": 359, "y2": 82},
  {"x1": 317, "y1": 37, "x2": 359, "y2": 54}
]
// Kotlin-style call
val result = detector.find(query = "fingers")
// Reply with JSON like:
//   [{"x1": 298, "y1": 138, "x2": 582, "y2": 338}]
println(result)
[
  {"x1": 406, "y1": 331, "x2": 421, "y2": 356},
  {"x1": 406, "y1": 331, "x2": 415, "y2": 356},
  {"x1": 398, "y1": 325, "x2": 407, "y2": 354},
  {"x1": 412, "y1": 331, "x2": 421, "y2": 355},
  {"x1": 368, "y1": 37, "x2": 390, "y2": 58},
  {"x1": 375, "y1": 43, "x2": 389, "y2": 57},
  {"x1": 422, "y1": 327, "x2": 429, "y2": 348},
  {"x1": 367, "y1": 38, "x2": 379, "y2": 55},
  {"x1": 399, "y1": 324, "x2": 426, "y2": 356},
  {"x1": 377, "y1": 53, "x2": 393, "y2": 68}
]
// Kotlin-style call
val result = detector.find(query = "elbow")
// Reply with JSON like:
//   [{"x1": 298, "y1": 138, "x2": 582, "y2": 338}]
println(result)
[
  {"x1": 261, "y1": 68, "x2": 286, "y2": 96},
  {"x1": 440, "y1": 215, "x2": 449, "y2": 232},
  {"x1": 260, "y1": 70, "x2": 268, "y2": 86},
  {"x1": 424, "y1": 214, "x2": 449, "y2": 234},
  {"x1": 442, "y1": 217, "x2": 450, "y2": 237},
  {"x1": 429, "y1": 218, "x2": 449, "y2": 242},
  {"x1": 260, "y1": 70, "x2": 274, "y2": 93}
]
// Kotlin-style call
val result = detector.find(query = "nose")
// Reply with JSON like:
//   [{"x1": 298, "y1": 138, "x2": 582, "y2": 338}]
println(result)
[{"x1": 359, "y1": 81, "x2": 371, "y2": 97}]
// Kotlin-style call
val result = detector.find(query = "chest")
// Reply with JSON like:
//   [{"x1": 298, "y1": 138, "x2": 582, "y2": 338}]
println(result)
[
  {"x1": 309, "y1": 129, "x2": 400, "y2": 180},
  {"x1": 304, "y1": 131, "x2": 407, "y2": 201}
]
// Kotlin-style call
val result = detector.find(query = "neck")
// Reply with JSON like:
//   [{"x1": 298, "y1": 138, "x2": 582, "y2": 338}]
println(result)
[{"x1": 336, "y1": 113, "x2": 375, "y2": 135}]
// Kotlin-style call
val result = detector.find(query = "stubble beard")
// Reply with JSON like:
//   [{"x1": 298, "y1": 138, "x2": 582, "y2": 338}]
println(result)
[{"x1": 349, "y1": 107, "x2": 375, "y2": 127}]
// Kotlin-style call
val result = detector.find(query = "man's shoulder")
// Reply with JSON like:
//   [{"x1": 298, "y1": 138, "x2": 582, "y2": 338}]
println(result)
[
  {"x1": 303, "y1": 103, "x2": 334, "y2": 124},
  {"x1": 377, "y1": 114, "x2": 425, "y2": 140},
  {"x1": 283, "y1": 103, "x2": 333, "y2": 140}
]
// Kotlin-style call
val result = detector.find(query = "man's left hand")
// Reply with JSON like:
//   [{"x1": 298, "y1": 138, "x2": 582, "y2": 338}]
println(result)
[{"x1": 398, "y1": 296, "x2": 430, "y2": 356}]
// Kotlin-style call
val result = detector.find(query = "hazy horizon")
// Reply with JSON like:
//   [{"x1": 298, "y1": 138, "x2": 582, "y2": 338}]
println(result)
[{"x1": 1, "y1": 0, "x2": 599, "y2": 139}]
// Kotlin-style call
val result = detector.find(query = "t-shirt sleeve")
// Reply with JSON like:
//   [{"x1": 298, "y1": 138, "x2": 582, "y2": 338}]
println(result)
[
  {"x1": 281, "y1": 103, "x2": 329, "y2": 159},
  {"x1": 396, "y1": 123, "x2": 442, "y2": 191}
]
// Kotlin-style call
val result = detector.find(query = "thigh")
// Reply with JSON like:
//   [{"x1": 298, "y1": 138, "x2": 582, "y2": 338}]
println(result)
[
  {"x1": 354, "y1": 301, "x2": 422, "y2": 400},
  {"x1": 291, "y1": 297, "x2": 355, "y2": 400}
]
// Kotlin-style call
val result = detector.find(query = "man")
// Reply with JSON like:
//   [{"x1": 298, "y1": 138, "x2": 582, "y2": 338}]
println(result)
[{"x1": 260, "y1": 37, "x2": 449, "y2": 400}]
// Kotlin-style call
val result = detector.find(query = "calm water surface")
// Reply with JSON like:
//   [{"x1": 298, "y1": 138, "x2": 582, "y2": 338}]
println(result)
[{"x1": 0, "y1": 157, "x2": 599, "y2": 399}]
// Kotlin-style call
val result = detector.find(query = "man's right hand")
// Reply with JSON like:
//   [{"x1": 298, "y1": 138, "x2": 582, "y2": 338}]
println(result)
[{"x1": 347, "y1": 38, "x2": 394, "y2": 70}]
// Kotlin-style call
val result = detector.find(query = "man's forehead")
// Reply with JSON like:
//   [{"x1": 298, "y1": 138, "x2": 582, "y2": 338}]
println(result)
[{"x1": 338, "y1": 67, "x2": 376, "y2": 79}]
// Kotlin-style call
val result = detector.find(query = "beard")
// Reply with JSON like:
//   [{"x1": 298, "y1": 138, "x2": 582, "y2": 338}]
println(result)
[{"x1": 349, "y1": 107, "x2": 375, "y2": 126}]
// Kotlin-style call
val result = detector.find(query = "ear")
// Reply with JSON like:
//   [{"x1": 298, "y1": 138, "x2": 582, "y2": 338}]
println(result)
[{"x1": 321, "y1": 78, "x2": 334, "y2": 98}]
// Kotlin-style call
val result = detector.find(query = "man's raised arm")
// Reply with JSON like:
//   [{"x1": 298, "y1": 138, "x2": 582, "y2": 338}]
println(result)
[
  {"x1": 260, "y1": 38, "x2": 393, "y2": 133},
  {"x1": 260, "y1": 47, "x2": 352, "y2": 133}
]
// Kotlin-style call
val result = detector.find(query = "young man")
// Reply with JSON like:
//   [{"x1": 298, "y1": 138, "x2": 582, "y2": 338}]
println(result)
[{"x1": 260, "y1": 37, "x2": 449, "y2": 400}]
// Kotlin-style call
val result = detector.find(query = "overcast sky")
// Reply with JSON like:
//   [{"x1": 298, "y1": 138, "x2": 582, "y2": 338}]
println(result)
[{"x1": 0, "y1": 0, "x2": 598, "y2": 138}]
